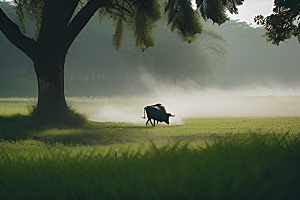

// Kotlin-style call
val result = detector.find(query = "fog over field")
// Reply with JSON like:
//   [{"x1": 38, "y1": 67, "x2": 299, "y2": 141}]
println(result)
[
  {"x1": 69, "y1": 82, "x2": 300, "y2": 125},
  {"x1": 63, "y1": 18, "x2": 300, "y2": 124}
]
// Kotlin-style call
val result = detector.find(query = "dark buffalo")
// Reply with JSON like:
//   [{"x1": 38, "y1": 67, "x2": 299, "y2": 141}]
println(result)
[{"x1": 142, "y1": 103, "x2": 175, "y2": 127}]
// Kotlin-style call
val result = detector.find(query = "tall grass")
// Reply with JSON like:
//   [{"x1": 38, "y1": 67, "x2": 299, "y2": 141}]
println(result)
[{"x1": 1, "y1": 133, "x2": 299, "y2": 200}]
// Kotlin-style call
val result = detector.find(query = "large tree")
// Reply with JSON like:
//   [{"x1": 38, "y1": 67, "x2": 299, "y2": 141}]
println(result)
[
  {"x1": 0, "y1": 0, "x2": 244, "y2": 119},
  {"x1": 254, "y1": 0, "x2": 300, "y2": 45}
]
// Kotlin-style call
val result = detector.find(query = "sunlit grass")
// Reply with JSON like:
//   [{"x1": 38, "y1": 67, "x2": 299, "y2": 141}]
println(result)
[{"x1": 0, "y1": 97, "x2": 36, "y2": 115}]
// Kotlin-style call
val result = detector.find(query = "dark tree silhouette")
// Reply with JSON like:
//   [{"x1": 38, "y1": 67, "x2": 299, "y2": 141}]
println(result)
[
  {"x1": 254, "y1": 0, "x2": 300, "y2": 45},
  {"x1": 0, "y1": 0, "x2": 244, "y2": 120}
]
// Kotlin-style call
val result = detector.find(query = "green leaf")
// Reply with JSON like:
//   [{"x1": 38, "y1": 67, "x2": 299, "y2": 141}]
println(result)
[{"x1": 111, "y1": 16, "x2": 124, "y2": 51}]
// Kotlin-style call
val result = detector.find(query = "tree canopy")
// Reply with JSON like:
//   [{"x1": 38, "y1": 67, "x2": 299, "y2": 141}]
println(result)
[
  {"x1": 4, "y1": 0, "x2": 243, "y2": 50},
  {"x1": 254, "y1": 0, "x2": 300, "y2": 45}
]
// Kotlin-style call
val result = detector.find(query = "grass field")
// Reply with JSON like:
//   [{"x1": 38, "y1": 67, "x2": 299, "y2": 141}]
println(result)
[{"x1": 0, "y1": 98, "x2": 299, "y2": 200}]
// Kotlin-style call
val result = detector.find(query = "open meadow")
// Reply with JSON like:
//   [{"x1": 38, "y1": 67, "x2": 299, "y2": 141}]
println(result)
[
  {"x1": 1, "y1": 1, "x2": 300, "y2": 199},
  {"x1": 0, "y1": 97, "x2": 299, "y2": 199}
]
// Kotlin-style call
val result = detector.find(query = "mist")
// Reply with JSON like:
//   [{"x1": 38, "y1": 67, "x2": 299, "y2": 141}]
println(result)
[
  {"x1": 63, "y1": 17, "x2": 300, "y2": 124},
  {"x1": 69, "y1": 79, "x2": 300, "y2": 125}
]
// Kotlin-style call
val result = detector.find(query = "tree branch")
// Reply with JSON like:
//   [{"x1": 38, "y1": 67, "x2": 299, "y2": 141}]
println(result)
[
  {"x1": 110, "y1": 4, "x2": 132, "y2": 22},
  {"x1": 60, "y1": 0, "x2": 106, "y2": 52},
  {"x1": 124, "y1": 0, "x2": 135, "y2": 14},
  {"x1": 0, "y1": 7, "x2": 37, "y2": 61},
  {"x1": 139, "y1": 1, "x2": 158, "y2": 21},
  {"x1": 112, "y1": 3, "x2": 133, "y2": 17},
  {"x1": 38, "y1": 0, "x2": 80, "y2": 43},
  {"x1": 57, "y1": 0, "x2": 80, "y2": 34},
  {"x1": 37, "y1": 0, "x2": 61, "y2": 42}
]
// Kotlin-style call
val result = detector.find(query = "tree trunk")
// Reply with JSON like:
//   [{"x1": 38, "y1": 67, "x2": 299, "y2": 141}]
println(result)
[
  {"x1": 1, "y1": 1, "x2": 103, "y2": 124},
  {"x1": 33, "y1": 50, "x2": 68, "y2": 117}
]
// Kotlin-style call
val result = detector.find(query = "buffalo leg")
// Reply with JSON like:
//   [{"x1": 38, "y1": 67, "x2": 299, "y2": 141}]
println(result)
[
  {"x1": 153, "y1": 120, "x2": 156, "y2": 127},
  {"x1": 149, "y1": 119, "x2": 154, "y2": 126}
]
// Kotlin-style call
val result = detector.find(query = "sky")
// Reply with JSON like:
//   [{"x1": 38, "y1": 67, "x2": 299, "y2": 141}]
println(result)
[{"x1": 225, "y1": 0, "x2": 274, "y2": 26}]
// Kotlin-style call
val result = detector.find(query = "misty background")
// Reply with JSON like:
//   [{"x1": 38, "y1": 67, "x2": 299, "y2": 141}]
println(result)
[{"x1": 0, "y1": 2, "x2": 299, "y2": 123}]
